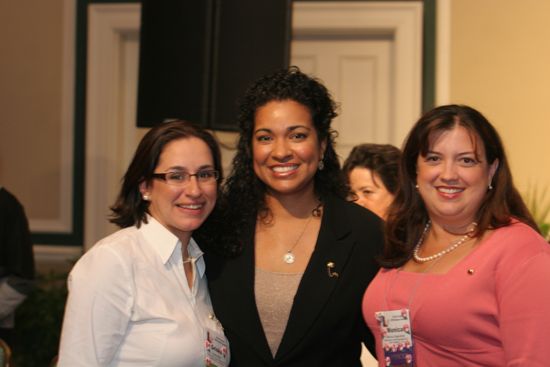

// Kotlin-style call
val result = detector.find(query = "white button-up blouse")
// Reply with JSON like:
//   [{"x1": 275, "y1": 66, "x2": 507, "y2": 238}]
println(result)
[{"x1": 58, "y1": 216, "x2": 228, "y2": 366}]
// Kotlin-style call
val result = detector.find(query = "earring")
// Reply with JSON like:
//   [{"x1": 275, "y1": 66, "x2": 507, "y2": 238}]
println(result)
[
  {"x1": 415, "y1": 184, "x2": 419, "y2": 189},
  {"x1": 488, "y1": 184, "x2": 493, "y2": 190},
  {"x1": 142, "y1": 194, "x2": 150, "y2": 201},
  {"x1": 318, "y1": 159, "x2": 325, "y2": 171}
]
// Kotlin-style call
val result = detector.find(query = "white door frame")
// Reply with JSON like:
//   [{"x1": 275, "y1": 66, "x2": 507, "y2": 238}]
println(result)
[
  {"x1": 85, "y1": 4, "x2": 142, "y2": 249},
  {"x1": 293, "y1": 1, "x2": 423, "y2": 146}
]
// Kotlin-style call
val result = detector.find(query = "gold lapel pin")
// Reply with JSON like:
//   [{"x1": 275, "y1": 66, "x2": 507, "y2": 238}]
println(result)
[{"x1": 327, "y1": 261, "x2": 339, "y2": 278}]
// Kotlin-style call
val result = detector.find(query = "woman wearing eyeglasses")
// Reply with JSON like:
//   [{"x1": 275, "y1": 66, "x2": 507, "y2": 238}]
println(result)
[{"x1": 58, "y1": 120, "x2": 230, "y2": 366}]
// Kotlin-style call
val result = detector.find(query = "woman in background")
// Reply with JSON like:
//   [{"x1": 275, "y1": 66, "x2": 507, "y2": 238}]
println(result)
[
  {"x1": 58, "y1": 120, "x2": 229, "y2": 367},
  {"x1": 363, "y1": 104, "x2": 550, "y2": 366},
  {"x1": 343, "y1": 143, "x2": 401, "y2": 219},
  {"x1": 207, "y1": 67, "x2": 383, "y2": 366},
  {"x1": 343, "y1": 144, "x2": 401, "y2": 366}
]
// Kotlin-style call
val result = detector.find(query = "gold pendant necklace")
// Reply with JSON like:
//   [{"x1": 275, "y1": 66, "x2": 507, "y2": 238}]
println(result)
[
  {"x1": 283, "y1": 203, "x2": 322, "y2": 264},
  {"x1": 283, "y1": 215, "x2": 313, "y2": 264}
]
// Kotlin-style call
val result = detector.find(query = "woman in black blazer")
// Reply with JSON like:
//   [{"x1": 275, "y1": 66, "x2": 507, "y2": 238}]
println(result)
[{"x1": 206, "y1": 67, "x2": 383, "y2": 366}]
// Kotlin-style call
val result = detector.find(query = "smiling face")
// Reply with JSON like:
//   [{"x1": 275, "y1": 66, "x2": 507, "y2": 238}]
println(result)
[
  {"x1": 252, "y1": 99, "x2": 326, "y2": 199},
  {"x1": 348, "y1": 167, "x2": 395, "y2": 219},
  {"x1": 416, "y1": 125, "x2": 498, "y2": 228},
  {"x1": 139, "y1": 137, "x2": 217, "y2": 243}
]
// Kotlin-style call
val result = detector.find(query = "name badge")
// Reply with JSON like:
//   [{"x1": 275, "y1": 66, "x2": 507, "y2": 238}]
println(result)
[
  {"x1": 205, "y1": 328, "x2": 230, "y2": 367},
  {"x1": 375, "y1": 309, "x2": 414, "y2": 367}
]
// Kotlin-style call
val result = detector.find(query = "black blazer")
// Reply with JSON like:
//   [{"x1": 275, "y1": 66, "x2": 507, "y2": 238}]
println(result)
[{"x1": 206, "y1": 195, "x2": 383, "y2": 367}]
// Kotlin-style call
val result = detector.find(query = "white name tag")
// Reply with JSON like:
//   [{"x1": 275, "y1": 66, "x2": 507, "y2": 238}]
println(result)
[
  {"x1": 375, "y1": 309, "x2": 414, "y2": 366},
  {"x1": 205, "y1": 328, "x2": 230, "y2": 367}
]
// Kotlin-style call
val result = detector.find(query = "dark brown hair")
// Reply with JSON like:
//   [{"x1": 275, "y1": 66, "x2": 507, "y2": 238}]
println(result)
[
  {"x1": 343, "y1": 143, "x2": 401, "y2": 194},
  {"x1": 382, "y1": 104, "x2": 537, "y2": 267},
  {"x1": 109, "y1": 120, "x2": 222, "y2": 228}
]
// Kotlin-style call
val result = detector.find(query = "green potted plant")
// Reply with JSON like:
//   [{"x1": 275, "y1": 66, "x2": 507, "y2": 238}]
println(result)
[
  {"x1": 523, "y1": 183, "x2": 550, "y2": 241},
  {"x1": 13, "y1": 271, "x2": 68, "y2": 367}
]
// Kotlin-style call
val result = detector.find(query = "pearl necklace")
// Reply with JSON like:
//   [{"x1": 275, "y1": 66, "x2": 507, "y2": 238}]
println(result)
[{"x1": 413, "y1": 221, "x2": 477, "y2": 263}]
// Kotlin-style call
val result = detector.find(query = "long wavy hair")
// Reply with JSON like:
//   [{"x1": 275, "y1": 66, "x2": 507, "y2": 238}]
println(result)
[
  {"x1": 219, "y1": 66, "x2": 347, "y2": 255},
  {"x1": 382, "y1": 104, "x2": 537, "y2": 268},
  {"x1": 109, "y1": 120, "x2": 224, "y2": 252}
]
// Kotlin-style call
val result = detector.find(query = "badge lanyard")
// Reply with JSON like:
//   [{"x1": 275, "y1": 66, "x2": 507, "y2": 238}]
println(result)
[
  {"x1": 376, "y1": 258, "x2": 442, "y2": 367},
  {"x1": 383, "y1": 258, "x2": 441, "y2": 311}
]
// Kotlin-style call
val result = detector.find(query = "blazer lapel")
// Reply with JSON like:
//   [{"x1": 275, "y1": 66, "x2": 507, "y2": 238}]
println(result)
[
  {"x1": 211, "y1": 223, "x2": 273, "y2": 364},
  {"x1": 275, "y1": 196, "x2": 355, "y2": 359}
]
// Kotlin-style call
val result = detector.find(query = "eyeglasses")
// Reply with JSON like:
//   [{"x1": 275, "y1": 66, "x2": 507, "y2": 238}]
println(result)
[{"x1": 151, "y1": 170, "x2": 219, "y2": 186}]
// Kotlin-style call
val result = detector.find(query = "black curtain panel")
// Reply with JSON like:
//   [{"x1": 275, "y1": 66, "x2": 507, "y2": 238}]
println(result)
[{"x1": 137, "y1": 0, "x2": 291, "y2": 130}]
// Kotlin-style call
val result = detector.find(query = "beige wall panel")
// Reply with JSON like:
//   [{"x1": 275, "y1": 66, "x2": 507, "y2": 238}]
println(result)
[
  {"x1": 0, "y1": 0, "x2": 66, "y2": 219},
  {"x1": 450, "y1": 0, "x2": 550, "y2": 196}
]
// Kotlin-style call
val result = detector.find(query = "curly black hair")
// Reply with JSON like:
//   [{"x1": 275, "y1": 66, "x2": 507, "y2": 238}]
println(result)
[{"x1": 218, "y1": 66, "x2": 347, "y2": 256}]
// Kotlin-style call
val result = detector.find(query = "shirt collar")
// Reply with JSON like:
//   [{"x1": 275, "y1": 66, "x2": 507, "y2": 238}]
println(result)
[{"x1": 140, "y1": 215, "x2": 205, "y2": 278}]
